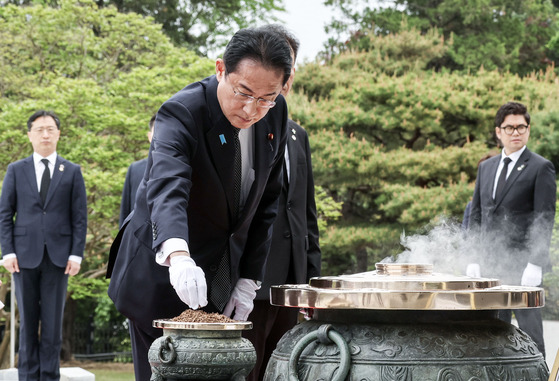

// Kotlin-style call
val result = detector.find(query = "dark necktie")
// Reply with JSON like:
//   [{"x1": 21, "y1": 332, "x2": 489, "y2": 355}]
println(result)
[
  {"x1": 282, "y1": 159, "x2": 289, "y2": 192},
  {"x1": 210, "y1": 128, "x2": 241, "y2": 311},
  {"x1": 495, "y1": 157, "x2": 512, "y2": 200},
  {"x1": 40, "y1": 159, "x2": 51, "y2": 204}
]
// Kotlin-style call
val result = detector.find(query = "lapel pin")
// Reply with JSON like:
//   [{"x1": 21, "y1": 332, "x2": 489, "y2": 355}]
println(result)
[
  {"x1": 219, "y1": 134, "x2": 226, "y2": 145},
  {"x1": 292, "y1": 134, "x2": 297, "y2": 141},
  {"x1": 267, "y1": 133, "x2": 274, "y2": 141},
  {"x1": 291, "y1": 128, "x2": 296, "y2": 134},
  {"x1": 517, "y1": 164, "x2": 525, "y2": 171},
  {"x1": 59, "y1": 164, "x2": 64, "y2": 172}
]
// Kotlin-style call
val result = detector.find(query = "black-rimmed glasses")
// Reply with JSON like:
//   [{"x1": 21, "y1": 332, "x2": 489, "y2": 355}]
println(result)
[{"x1": 499, "y1": 124, "x2": 528, "y2": 135}]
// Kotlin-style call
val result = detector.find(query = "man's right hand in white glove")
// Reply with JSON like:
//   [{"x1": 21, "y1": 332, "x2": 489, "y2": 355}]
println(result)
[
  {"x1": 466, "y1": 263, "x2": 481, "y2": 278},
  {"x1": 169, "y1": 255, "x2": 208, "y2": 310}
]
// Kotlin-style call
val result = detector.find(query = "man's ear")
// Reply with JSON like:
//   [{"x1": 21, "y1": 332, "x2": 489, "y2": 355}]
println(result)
[{"x1": 215, "y1": 59, "x2": 225, "y2": 81}]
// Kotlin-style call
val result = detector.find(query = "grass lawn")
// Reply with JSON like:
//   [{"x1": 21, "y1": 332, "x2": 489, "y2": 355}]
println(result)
[{"x1": 61, "y1": 360, "x2": 134, "y2": 381}]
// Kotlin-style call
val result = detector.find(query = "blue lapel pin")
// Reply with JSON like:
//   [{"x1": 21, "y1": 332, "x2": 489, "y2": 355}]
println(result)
[{"x1": 219, "y1": 134, "x2": 226, "y2": 145}]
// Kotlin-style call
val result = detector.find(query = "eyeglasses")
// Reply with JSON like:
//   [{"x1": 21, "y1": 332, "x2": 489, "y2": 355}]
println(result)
[
  {"x1": 30, "y1": 127, "x2": 57, "y2": 135},
  {"x1": 499, "y1": 124, "x2": 528, "y2": 135},
  {"x1": 231, "y1": 84, "x2": 276, "y2": 109}
]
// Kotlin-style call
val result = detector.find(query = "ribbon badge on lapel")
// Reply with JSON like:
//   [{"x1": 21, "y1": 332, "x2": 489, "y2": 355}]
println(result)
[
  {"x1": 219, "y1": 134, "x2": 226, "y2": 145},
  {"x1": 59, "y1": 164, "x2": 64, "y2": 172}
]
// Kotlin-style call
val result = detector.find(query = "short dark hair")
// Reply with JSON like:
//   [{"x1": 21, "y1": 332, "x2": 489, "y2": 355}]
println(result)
[
  {"x1": 256, "y1": 24, "x2": 300, "y2": 62},
  {"x1": 223, "y1": 27, "x2": 293, "y2": 85},
  {"x1": 149, "y1": 114, "x2": 156, "y2": 130},
  {"x1": 495, "y1": 102, "x2": 530, "y2": 127},
  {"x1": 27, "y1": 110, "x2": 60, "y2": 131}
]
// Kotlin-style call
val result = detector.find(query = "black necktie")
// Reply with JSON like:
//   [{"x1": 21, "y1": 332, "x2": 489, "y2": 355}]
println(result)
[
  {"x1": 232, "y1": 128, "x2": 242, "y2": 219},
  {"x1": 40, "y1": 159, "x2": 51, "y2": 204},
  {"x1": 282, "y1": 159, "x2": 289, "y2": 192},
  {"x1": 495, "y1": 157, "x2": 512, "y2": 200},
  {"x1": 210, "y1": 128, "x2": 241, "y2": 311}
]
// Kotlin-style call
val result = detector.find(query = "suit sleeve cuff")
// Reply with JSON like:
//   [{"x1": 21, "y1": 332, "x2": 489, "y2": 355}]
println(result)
[
  {"x1": 68, "y1": 255, "x2": 82, "y2": 264},
  {"x1": 156, "y1": 238, "x2": 190, "y2": 266}
]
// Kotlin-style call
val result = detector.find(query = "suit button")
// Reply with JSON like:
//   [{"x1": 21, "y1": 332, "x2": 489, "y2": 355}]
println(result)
[{"x1": 283, "y1": 231, "x2": 291, "y2": 238}]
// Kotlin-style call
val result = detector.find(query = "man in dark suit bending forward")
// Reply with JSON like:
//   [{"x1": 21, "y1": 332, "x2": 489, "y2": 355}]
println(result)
[{"x1": 107, "y1": 27, "x2": 293, "y2": 380}]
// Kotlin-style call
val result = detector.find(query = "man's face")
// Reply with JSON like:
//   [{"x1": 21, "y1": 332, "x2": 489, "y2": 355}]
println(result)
[
  {"x1": 216, "y1": 58, "x2": 284, "y2": 129},
  {"x1": 27, "y1": 116, "x2": 60, "y2": 157},
  {"x1": 495, "y1": 114, "x2": 530, "y2": 155}
]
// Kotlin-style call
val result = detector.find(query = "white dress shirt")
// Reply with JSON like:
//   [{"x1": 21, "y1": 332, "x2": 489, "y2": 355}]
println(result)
[{"x1": 492, "y1": 146, "x2": 526, "y2": 199}]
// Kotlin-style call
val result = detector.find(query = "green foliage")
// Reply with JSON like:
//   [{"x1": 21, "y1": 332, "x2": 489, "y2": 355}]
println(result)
[
  {"x1": 0, "y1": 0, "x2": 286, "y2": 56},
  {"x1": 294, "y1": 66, "x2": 558, "y2": 150},
  {"x1": 320, "y1": 224, "x2": 402, "y2": 275},
  {"x1": 314, "y1": 185, "x2": 343, "y2": 235},
  {"x1": 0, "y1": 1, "x2": 215, "y2": 353},
  {"x1": 0, "y1": 0, "x2": 216, "y2": 279},
  {"x1": 544, "y1": 200, "x2": 559, "y2": 319},
  {"x1": 293, "y1": 26, "x2": 559, "y2": 298},
  {"x1": 324, "y1": 0, "x2": 558, "y2": 75}
]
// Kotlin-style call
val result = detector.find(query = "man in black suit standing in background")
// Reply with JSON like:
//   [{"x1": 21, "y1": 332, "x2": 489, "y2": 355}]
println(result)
[
  {"x1": 243, "y1": 25, "x2": 321, "y2": 381},
  {"x1": 468, "y1": 101, "x2": 556, "y2": 359},
  {"x1": 119, "y1": 115, "x2": 155, "y2": 227},
  {"x1": 0, "y1": 110, "x2": 88, "y2": 381}
]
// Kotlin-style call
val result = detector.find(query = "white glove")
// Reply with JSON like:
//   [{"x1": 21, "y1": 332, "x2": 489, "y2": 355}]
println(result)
[
  {"x1": 169, "y1": 256, "x2": 208, "y2": 309},
  {"x1": 466, "y1": 263, "x2": 481, "y2": 278},
  {"x1": 521, "y1": 263, "x2": 542, "y2": 287},
  {"x1": 222, "y1": 278, "x2": 261, "y2": 321}
]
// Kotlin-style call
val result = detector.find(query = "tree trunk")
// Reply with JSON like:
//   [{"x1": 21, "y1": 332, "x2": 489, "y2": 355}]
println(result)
[
  {"x1": 0, "y1": 314, "x2": 12, "y2": 368},
  {"x1": 60, "y1": 297, "x2": 77, "y2": 361}
]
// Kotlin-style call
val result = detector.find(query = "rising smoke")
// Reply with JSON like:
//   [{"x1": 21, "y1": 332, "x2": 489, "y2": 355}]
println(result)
[{"x1": 381, "y1": 214, "x2": 554, "y2": 285}]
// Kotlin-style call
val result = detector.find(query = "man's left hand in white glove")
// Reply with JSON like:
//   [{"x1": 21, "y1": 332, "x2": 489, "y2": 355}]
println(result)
[
  {"x1": 222, "y1": 278, "x2": 261, "y2": 321},
  {"x1": 521, "y1": 262, "x2": 543, "y2": 287}
]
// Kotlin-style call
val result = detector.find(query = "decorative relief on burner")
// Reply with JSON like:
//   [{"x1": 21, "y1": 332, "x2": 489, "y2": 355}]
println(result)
[
  {"x1": 485, "y1": 365, "x2": 514, "y2": 380},
  {"x1": 265, "y1": 320, "x2": 548, "y2": 381},
  {"x1": 437, "y1": 368, "x2": 464, "y2": 381},
  {"x1": 380, "y1": 365, "x2": 410, "y2": 380},
  {"x1": 504, "y1": 327, "x2": 539, "y2": 355}
]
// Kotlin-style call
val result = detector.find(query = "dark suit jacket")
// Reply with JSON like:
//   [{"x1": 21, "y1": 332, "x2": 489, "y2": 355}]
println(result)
[
  {"x1": 469, "y1": 148, "x2": 556, "y2": 283},
  {"x1": 255, "y1": 120, "x2": 321, "y2": 300},
  {"x1": 0, "y1": 155, "x2": 87, "y2": 268},
  {"x1": 119, "y1": 158, "x2": 147, "y2": 227},
  {"x1": 107, "y1": 75, "x2": 288, "y2": 327}
]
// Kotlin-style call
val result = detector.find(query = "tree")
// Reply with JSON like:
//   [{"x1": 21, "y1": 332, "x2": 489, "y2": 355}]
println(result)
[
  {"x1": 323, "y1": 0, "x2": 558, "y2": 75},
  {"x1": 288, "y1": 25, "x2": 559, "y2": 291},
  {"x1": 0, "y1": 0, "x2": 286, "y2": 55},
  {"x1": 0, "y1": 0, "x2": 216, "y2": 361}
]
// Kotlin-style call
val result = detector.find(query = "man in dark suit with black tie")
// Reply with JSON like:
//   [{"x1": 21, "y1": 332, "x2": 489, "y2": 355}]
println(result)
[
  {"x1": 0, "y1": 110, "x2": 88, "y2": 381},
  {"x1": 243, "y1": 25, "x2": 321, "y2": 381},
  {"x1": 119, "y1": 115, "x2": 155, "y2": 227},
  {"x1": 469, "y1": 101, "x2": 556, "y2": 358},
  {"x1": 106, "y1": 27, "x2": 293, "y2": 380}
]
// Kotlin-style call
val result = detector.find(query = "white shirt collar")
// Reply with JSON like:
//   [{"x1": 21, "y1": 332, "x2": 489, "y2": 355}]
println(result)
[
  {"x1": 501, "y1": 145, "x2": 526, "y2": 165},
  {"x1": 33, "y1": 151, "x2": 57, "y2": 167}
]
